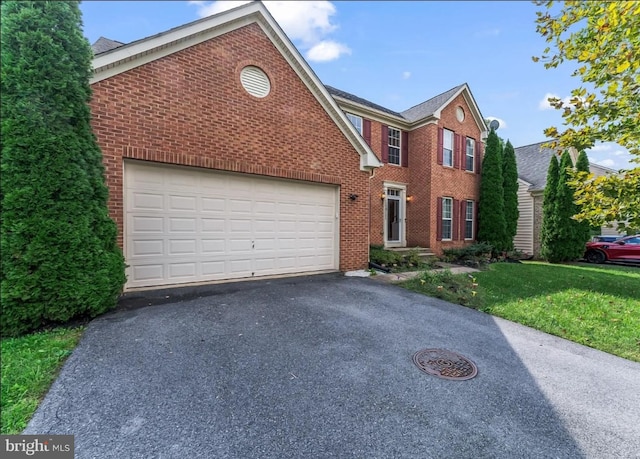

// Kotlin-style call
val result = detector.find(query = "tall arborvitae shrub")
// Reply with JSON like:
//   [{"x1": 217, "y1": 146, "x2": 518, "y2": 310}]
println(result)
[
  {"x1": 554, "y1": 151, "x2": 583, "y2": 261},
  {"x1": 477, "y1": 129, "x2": 507, "y2": 254},
  {"x1": 502, "y1": 140, "x2": 519, "y2": 251},
  {"x1": 1, "y1": 1, "x2": 126, "y2": 336},
  {"x1": 574, "y1": 150, "x2": 594, "y2": 243},
  {"x1": 540, "y1": 155, "x2": 560, "y2": 261}
]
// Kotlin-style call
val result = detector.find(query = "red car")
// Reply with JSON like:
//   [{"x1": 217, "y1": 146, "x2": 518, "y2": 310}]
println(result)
[{"x1": 584, "y1": 234, "x2": 640, "y2": 264}]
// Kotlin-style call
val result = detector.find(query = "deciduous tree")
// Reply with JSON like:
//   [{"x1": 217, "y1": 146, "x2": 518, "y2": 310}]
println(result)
[
  {"x1": 1, "y1": 1, "x2": 126, "y2": 336},
  {"x1": 534, "y1": 1, "x2": 640, "y2": 229}
]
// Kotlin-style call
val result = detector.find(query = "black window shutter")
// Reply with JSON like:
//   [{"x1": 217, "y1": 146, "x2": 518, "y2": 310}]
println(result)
[
  {"x1": 436, "y1": 197, "x2": 443, "y2": 241},
  {"x1": 363, "y1": 119, "x2": 372, "y2": 146},
  {"x1": 381, "y1": 125, "x2": 389, "y2": 163},
  {"x1": 401, "y1": 131, "x2": 409, "y2": 167},
  {"x1": 437, "y1": 128, "x2": 443, "y2": 165},
  {"x1": 454, "y1": 133, "x2": 461, "y2": 169},
  {"x1": 476, "y1": 142, "x2": 482, "y2": 174}
]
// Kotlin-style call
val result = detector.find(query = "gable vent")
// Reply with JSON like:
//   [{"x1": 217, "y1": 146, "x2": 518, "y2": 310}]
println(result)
[{"x1": 240, "y1": 66, "x2": 271, "y2": 98}]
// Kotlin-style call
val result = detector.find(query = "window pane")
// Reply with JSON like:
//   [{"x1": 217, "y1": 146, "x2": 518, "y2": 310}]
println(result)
[
  {"x1": 388, "y1": 127, "x2": 401, "y2": 165},
  {"x1": 442, "y1": 198, "x2": 452, "y2": 218},
  {"x1": 346, "y1": 113, "x2": 363, "y2": 135},
  {"x1": 443, "y1": 130, "x2": 454, "y2": 167},
  {"x1": 442, "y1": 221, "x2": 452, "y2": 240},
  {"x1": 466, "y1": 138, "x2": 475, "y2": 171},
  {"x1": 465, "y1": 221, "x2": 473, "y2": 239}
]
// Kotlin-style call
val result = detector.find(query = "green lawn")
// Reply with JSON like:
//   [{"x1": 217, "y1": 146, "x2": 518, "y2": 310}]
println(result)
[
  {"x1": 404, "y1": 262, "x2": 640, "y2": 362},
  {"x1": 1, "y1": 327, "x2": 84, "y2": 434}
]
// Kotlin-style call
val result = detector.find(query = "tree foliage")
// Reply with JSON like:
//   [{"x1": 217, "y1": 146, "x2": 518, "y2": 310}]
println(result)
[
  {"x1": 477, "y1": 129, "x2": 507, "y2": 254},
  {"x1": 540, "y1": 155, "x2": 560, "y2": 262},
  {"x1": 534, "y1": 1, "x2": 640, "y2": 228},
  {"x1": 574, "y1": 150, "x2": 595, "y2": 241},
  {"x1": 502, "y1": 140, "x2": 519, "y2": 251},
  {"x1": 554, "y1": 152, "x2": 584, "y2": 261},
  {"x1": 1, "y1": 1, "x2": 126, "y2": 336}
]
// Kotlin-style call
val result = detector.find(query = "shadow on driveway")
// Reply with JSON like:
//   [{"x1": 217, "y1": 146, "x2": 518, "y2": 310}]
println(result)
[{"x1": 25, "y1": 274, "x2": 640, "y2": 458}]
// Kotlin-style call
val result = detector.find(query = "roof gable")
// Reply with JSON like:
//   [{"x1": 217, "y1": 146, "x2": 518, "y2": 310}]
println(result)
[{"x1": 89, "y1": 2, "x2": 381, "y2": 171}]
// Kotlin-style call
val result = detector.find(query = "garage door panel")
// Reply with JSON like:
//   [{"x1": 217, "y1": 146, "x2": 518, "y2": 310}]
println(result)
[
  {"x1": 125, "y1": 161, "x2": 338, "y2": 289},
  {"x1": 131, "y1": 216, "x2": 164, "y2": 233},
  {"x1": 168, "y1": 240, "x2": 197, "y2": 255},
  {"x1": 131, "y1": 239, "x2": 164, "y2": 257},
  {"x1": 132, "y1": 192, "x2": 164, "y2": 211},
  {"x1": 168, "y1": 262, "x2": 197, "y2": 279},
  {"x1": 168, "y1": 195, "x2": 197, "y2": 211}
]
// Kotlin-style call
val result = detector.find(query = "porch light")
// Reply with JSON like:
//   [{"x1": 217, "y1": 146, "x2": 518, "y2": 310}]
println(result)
[
  {"x1": 380, "y1": 192, "x2": 386, "y2": 200},
  {"x1": 406, "y1": 195, "x2": 414, "y2": 203}
]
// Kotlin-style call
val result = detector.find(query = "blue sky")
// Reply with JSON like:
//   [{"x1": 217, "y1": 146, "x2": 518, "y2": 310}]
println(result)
[{"x1": 80, "y1": 1, "x2": 632, "y2": 170}]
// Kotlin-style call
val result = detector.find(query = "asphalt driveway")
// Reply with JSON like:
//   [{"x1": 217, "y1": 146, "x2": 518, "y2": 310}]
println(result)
[{"x1": 25, "y1": 274, "x2": 640, "y2": 458}]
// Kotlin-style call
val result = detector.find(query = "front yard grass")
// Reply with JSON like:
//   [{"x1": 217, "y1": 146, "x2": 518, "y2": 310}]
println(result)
[
  {"x1": 403, "y1": 262, "x2": 640, "y2": 362},
  {"x1": 1, "y1": 327, "x2": 84, "y2": 434}
]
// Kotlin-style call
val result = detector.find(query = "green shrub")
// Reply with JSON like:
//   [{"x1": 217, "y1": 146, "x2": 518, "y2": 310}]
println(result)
[
  {"x1": 442, "y1": 243, "x2": 493, "y2": 264},
  {"x1": 1, "y1": 2, "x2": 126, "y2": 337},
  {"x1": 403, "y1": 270, "x2": 481, "y2": 308}
]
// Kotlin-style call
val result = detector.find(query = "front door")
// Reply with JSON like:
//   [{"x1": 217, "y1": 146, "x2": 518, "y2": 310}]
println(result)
[{"x1": 385, "y1": 189, "x2": 404, "y2": 246}]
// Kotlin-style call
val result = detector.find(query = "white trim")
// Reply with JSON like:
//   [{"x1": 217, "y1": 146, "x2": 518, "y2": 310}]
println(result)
[
  {"x1": 434, "y1": 84, "x2": 488, "y2": 139},
  {"x1": 383, "y1": 181, "x2": 407, "y2": 248},
  {"x1": 441, "y1": 196, "x2": 453, "y2": 241},
  {"x1": 90, "y1": 2, "x2": 381, "y2": 172}
]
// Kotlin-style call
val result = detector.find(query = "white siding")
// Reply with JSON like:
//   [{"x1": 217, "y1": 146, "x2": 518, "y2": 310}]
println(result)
[{"x1": 514, "y1": 178, "x2": 534, "y2": 255}]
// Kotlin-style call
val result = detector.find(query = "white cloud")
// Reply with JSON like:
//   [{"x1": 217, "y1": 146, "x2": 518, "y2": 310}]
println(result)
[
  {"x1": 538, "y1": 92, "x2": 572, "y2": 110},
  {"x1": 587, "y1": 144, "x2": 613, "y2": 152},
  {"x1": 189, "y1": 1, "x2": 350, "y2": 62},
  {"x1": 402, "y1": 71, "x2": 411, "y2": 80},
  {"x1": 486, "y1": 116, "x2": 507, "y2": 129},
  {"x1": 306, "y1": 40, "x2": 351, "y2": 62}
]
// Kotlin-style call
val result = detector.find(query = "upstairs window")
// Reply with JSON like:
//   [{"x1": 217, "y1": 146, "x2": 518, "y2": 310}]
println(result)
[
  {"x1": 466, "y1": 138, "x2": 475, "y2": 172},
  {"x1": 346, "y1": 113, "x2": 363, "y2": 135},
  {"x1": 388, "y1": 127, "x2": 401, "y2": 165},
  {"x1": 443, "y1": 129, "x2": 454, "y2": 167}
]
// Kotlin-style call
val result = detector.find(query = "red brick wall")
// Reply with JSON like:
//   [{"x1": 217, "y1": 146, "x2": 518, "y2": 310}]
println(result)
[
  {"x1": 90, "y1": 23, "x2": 370, "y2": 271},
  {"x1": 362, "y1": 92, "x2": 483, "y2": 254},
  {"x1": 428, "y1": 94, "x2": 483, "y2": 255}
]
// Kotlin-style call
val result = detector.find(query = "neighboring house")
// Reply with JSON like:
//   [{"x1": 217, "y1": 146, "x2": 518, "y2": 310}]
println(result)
[
  {"x1": 89, "y1": 2, "x2": 486, "y2": 291},
  {"x1": 513, "y1": 141, "x2": 622, "y2": 257}
]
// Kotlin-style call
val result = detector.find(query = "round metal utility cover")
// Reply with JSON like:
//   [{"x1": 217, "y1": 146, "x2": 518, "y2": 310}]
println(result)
[{"x1": 413, "y1": 348, "x2": 478, "y2": 381}]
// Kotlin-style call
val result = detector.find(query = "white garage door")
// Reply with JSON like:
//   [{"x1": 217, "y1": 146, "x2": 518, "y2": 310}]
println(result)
[{"x1": 124, "y1": 161, "x2": 339, "y2": 289}]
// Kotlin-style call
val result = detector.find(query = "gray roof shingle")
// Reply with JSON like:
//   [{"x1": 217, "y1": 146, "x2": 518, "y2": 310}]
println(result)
[
  {"x1": 325, "y1": 86, "x2": 404, "y2": 118},
  {"x1": 401, "y1": 84, "x2": 465, "y2": 122},
  {"x1": 91, "y1": 37, "x2": 125, "y2": 55},
  {"x1": 514, "y1": 141, "x2": 556, "y2": 191}
]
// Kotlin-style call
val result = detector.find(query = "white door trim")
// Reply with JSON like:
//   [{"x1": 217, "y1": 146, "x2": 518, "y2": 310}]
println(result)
[{"x1": 383, "y1": 181, "x2": 407, "y2": 248}]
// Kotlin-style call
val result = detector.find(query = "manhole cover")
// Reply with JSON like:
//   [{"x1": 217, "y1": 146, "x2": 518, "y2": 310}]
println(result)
[{"x1": 413, "y1": 348, "x2": 478, "y2": 380}]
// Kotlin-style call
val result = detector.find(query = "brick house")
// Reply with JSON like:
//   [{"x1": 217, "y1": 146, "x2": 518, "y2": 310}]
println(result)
[
  {"x1": 327, "y1": 84, "x2": 487, "y2": 255},
  {"x1": 90, "y1": 2, "x2": 486, "y2": 290}
]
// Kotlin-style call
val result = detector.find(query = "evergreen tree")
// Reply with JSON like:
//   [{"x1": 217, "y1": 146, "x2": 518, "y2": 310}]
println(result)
[
  {"x1": 502, "y1": 140, "x2": 519, "y2": 251},
  {"x1": 574, "y1": 150, "x2": 594, "y2": 243},
  {"x1": 1, "y1": 1, "x2": 126, "y2": 336},
  {"x1": 477, "y1": 129, "x2": 507, "y2": 254},
  {"x1": 554, "y1": 151, "x2": 583, "y2": 261},
  {"x1": 540, "y1": 155, "x2": 560, "y2": 261}
]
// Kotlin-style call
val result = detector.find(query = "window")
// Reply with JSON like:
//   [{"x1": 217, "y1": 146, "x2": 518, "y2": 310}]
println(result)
[
  {"x1": 346, "y1": 113, "x2": 363, "y2": 135},
  {"x1": 466, "y1": 138, "x2": 475, "y2": 172},
  {"x1": 388, "y1": 127, "x2": 401, "y2": 165},
  {"x1": 442, "y1": 197, "x2": 453, "y2": 240},
  {"x1": 465, "y1": 201, "x2": 474, "y2": 239},
  {"x1": 443, "y1": 129, "x2": 454, "y2": 167}
]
